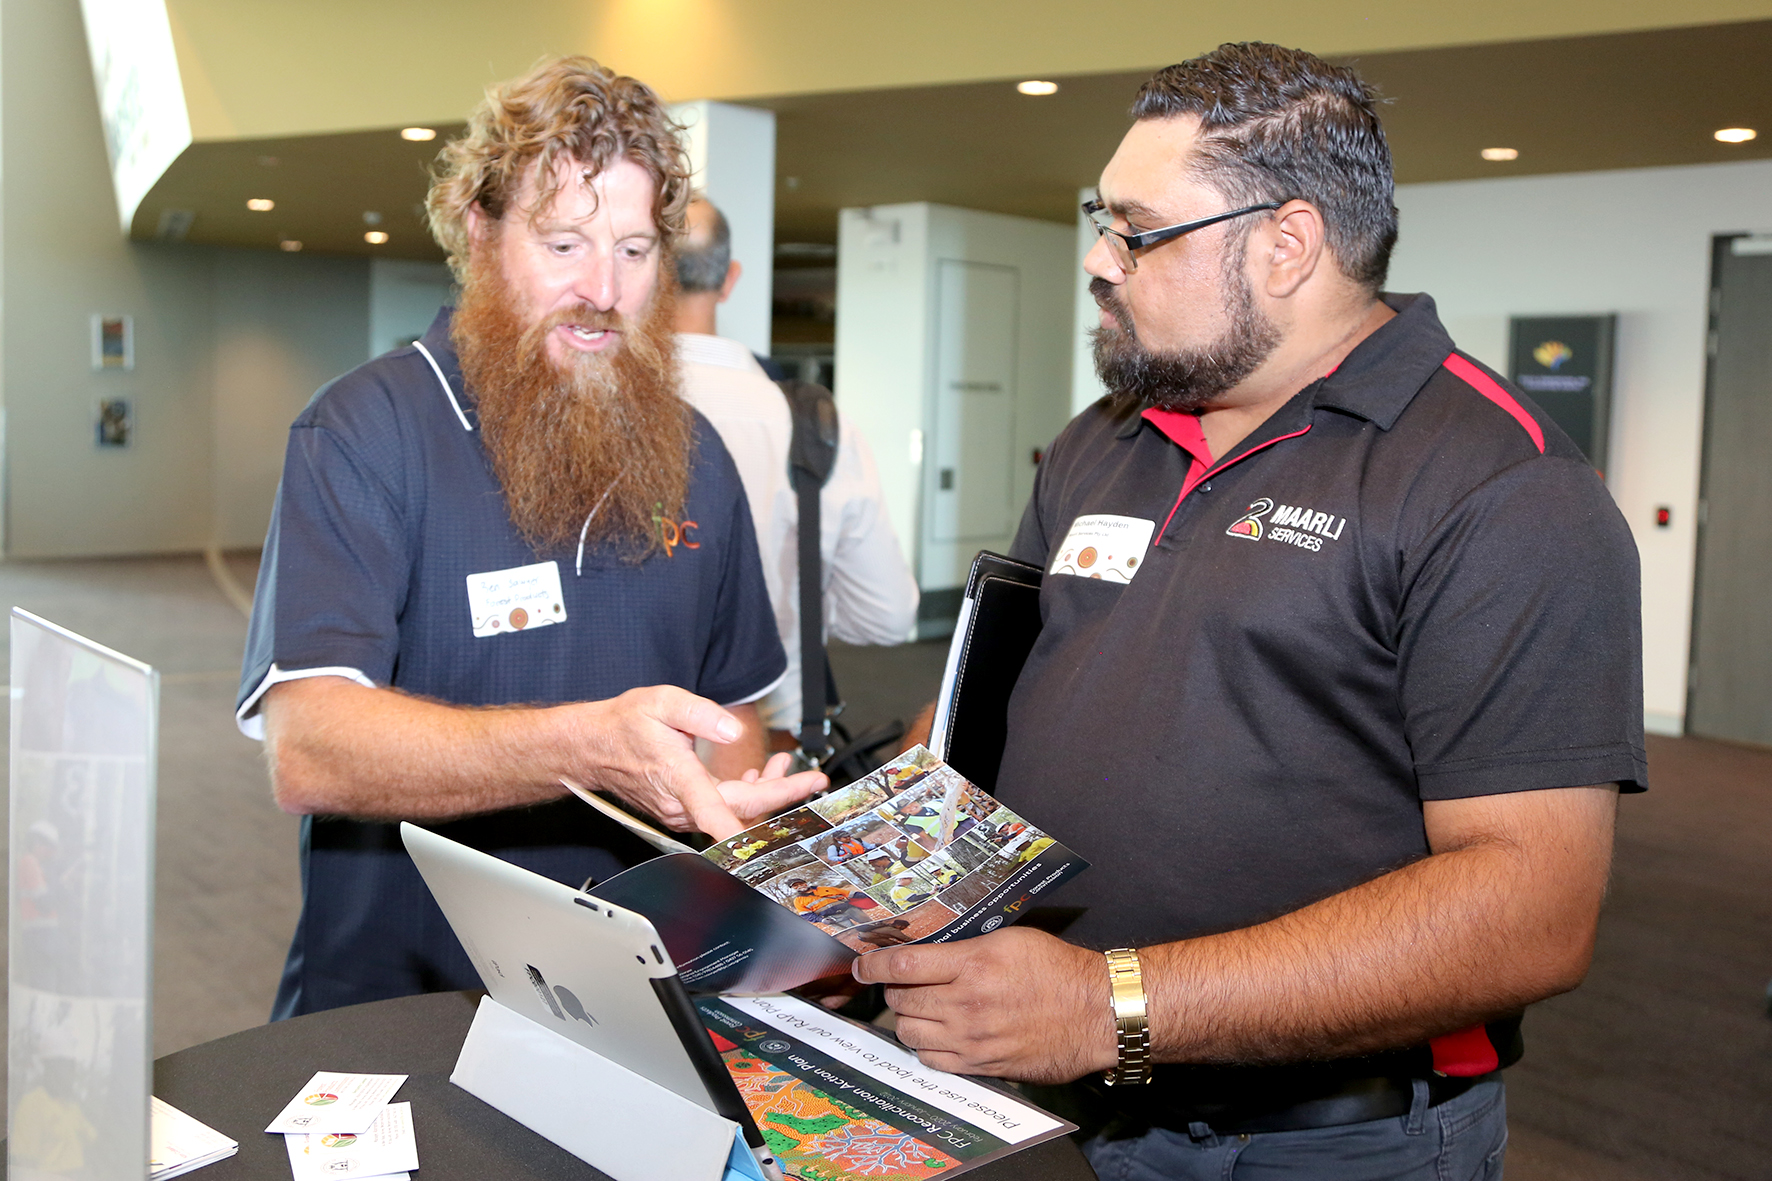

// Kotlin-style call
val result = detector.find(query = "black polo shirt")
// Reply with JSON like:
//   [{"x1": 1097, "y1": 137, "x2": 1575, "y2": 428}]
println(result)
[
  {"x1": 1000, "y1": 293, "x2": 1644, "y2": 1070},
  {"x1": 236, "y1": 307, "x2": 785, "y2": 1018}
]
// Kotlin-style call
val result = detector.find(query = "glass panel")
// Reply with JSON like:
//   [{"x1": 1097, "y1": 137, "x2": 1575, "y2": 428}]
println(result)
[{"x1": 9, "y1": 608, "x2": 157, "y2": 1179}]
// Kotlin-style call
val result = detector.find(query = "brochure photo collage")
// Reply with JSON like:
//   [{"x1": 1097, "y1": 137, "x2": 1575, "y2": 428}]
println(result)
[{"x1": 704, "y1": 748, "x2": 1056, "y2": 953}]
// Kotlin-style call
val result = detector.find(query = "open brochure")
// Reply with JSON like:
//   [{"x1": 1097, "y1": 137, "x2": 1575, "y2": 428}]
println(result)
[
  {"x1": 150, "y1": 1096, "x2": 238, "y2": 1179},
  {"x1": 576, "y1": 746, "x2": 1088, "y2": 994},
  {"x1": 699, "y1": 993, "x2": 1075, "y2": 1178}
]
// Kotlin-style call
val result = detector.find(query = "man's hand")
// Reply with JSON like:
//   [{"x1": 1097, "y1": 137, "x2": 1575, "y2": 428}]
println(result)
[
  {"x1": 852, "y1": 927, "x2": 1116, "y2": 1083},
  {"x1": 572, "y1": 687, "x2": 822, "y2": 838},
  {"x1": 715, "y1": 751, "x2": 828, "y2": 838}
]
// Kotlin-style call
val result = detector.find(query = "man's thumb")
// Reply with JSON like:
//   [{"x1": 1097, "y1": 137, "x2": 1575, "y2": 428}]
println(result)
[{"x1": 651, "y1": 686, "x2": 743, "y2": 744}]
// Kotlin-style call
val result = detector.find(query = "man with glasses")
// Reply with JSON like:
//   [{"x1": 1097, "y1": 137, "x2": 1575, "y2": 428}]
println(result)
[{"x1": 859, "y1": 42, "x2": 1644, "y2": 1179}]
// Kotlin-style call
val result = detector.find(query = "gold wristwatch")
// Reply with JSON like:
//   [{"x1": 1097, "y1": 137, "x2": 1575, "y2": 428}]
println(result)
[{"x1": 1101, "y1": 947, "x2": 1151, "y2": 1086}]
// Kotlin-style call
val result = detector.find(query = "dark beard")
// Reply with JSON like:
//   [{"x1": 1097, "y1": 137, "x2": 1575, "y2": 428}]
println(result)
[
  {"x1": 1090, "y1": 260, "x2": 1280, "y2": 413},
  {"x1": 452, "y1": 253, "x2": 692, "y2": 558}
]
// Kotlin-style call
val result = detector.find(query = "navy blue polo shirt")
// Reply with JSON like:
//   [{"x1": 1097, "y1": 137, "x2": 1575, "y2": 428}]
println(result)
[
  {"x1": 237, "y1": 307, "x2": 785, "y2": 1018},
  {"x1": 1000, "y1": 293, "x2": 1645, "y2": 1076}
]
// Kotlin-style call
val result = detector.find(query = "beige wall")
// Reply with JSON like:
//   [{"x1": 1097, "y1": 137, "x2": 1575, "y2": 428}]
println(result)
[
  {"x1": 2, "y1": 0, "x2": 370, "y2": 558},
  {"x1": 211, "y1": 252, "x2": 369, "y2": 550},
  {"x1": 3, "y1": 0, "x2": 214, "y2": 556}
]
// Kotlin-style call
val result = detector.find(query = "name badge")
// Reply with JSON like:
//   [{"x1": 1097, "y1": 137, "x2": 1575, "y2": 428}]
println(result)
[
  {"x1": 466, "y1": 560, "x2": 567, "y2": 638},
  {"x1": 1050, "y1": 514, "x2": 1156, "y2": 583}
]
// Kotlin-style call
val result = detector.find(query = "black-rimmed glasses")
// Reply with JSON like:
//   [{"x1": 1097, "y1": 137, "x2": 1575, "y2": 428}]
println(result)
[{"x1": 1083, "y1": 197, "x2": 1285, "y2": 273}]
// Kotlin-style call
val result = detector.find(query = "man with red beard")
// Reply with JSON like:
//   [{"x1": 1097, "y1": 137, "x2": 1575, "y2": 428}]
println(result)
[
  {"x1": 235, "y1": 57, "x2": 821, "y2": 1018},
  {"x1": 862, "y1": 44, "x2": 1644, "y2": 1179}
]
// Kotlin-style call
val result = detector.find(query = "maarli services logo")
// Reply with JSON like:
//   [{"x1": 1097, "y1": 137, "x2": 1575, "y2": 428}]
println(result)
[
  {"x1": 1225, "y1": 498, "x2": 1274, "y2": 540},
  {"x1": 303, "y1": 1092, "x2": 340, "y2": 1106},
  {"x1": 320, "y1": 1134, "x2": 358, "y2": 1148}
]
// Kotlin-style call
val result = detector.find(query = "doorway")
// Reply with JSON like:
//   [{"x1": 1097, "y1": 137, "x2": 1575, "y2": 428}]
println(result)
[
  {"x1": 1688, "y1": 234, "x2": 1772, "y2": 744},
  {"x1": 928, "y1": 259, "x2": 1019, "y2": 548}
]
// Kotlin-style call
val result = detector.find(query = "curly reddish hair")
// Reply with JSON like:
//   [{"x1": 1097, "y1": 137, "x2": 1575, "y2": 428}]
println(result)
[{"x1": 427, "y1": 55, "x2": 693, "y2": 278}]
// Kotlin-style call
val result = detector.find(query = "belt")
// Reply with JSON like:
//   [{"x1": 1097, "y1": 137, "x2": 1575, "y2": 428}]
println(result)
[{"x1": 1097, "y1": 1069, "x2": 1497, "y2": 1137}]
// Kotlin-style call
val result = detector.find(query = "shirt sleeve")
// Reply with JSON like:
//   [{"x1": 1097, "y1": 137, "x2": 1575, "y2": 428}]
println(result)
[
  {"x1": 822, "y1": 413, "x2": 919, "y2": 646},
  {"x1": 235, "y1": 407, "x2": 412, "y2": 737},
  {"x1": 1009, "y1": 424, "x2": 1064, "y2": 569},
  {"x1": 1398, "y1": 455, "x2": 1649, "y2": 798}
]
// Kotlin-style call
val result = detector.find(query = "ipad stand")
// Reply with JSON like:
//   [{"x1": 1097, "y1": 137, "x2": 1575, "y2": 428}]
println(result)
[{"x1": 450, "y1": 996, "x2": 765, "y2": 1181}]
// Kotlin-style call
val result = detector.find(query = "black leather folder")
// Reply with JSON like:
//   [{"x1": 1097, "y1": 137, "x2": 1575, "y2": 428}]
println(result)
[{"x1": 930, "y1": 551, "x2": 1044, "y2": 794}]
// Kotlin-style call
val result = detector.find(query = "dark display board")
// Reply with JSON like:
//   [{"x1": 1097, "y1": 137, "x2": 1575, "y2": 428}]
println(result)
[{"x1": 1507, "y1": 315, "x2": 1616, "y2": 475}]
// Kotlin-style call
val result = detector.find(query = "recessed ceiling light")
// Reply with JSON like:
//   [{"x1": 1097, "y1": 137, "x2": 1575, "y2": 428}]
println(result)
[
  {"x1": 279, "y1": 239, "x2": 303, "y2": 252},
  {"x1": 1016, "y1": 80, "x2": 1059, "y2": 96},
  {"x1": 364, "y1": 231, "x2": 389, "y2": 245},
  {"x1": 401, "y1": 127, "x2": 437, "y2": 141},
  {"x1": 1480, "y1": 148, "x2": 1519, "y2": 161},
  {"x1": 246, "y1": 197, "x2": 275, "y2": 211},
  {"x1": 1715, "y1": 127, "x2": 1757, "y2": 144}
]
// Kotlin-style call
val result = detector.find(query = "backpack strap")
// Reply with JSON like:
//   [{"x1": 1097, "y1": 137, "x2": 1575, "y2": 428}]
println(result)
[{"x1": 778, "y1": 379, "x2": 840, "y2": 763}]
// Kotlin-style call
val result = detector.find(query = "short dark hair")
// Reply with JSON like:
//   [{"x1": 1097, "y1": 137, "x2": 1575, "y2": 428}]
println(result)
[
  {"x1": 675, "y1": 198, "x2": 732, "y2": 293},
  {"x1": 1131, "y1": 42, "x2": 1397, "y2": 293}
]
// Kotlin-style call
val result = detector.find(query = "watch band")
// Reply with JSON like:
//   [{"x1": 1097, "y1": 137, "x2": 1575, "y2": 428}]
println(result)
[{"x1": 1101, "y1": 947, "x2": 1151, "y2": 1086}]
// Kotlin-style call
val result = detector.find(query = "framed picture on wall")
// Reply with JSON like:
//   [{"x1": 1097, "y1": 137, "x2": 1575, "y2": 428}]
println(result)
[
  {"x1": 91, "y1": 314, "x2": 134, "y2": 371},
  {"x1": 96, "y1": 398, "x2": 132, "y2": 448}
]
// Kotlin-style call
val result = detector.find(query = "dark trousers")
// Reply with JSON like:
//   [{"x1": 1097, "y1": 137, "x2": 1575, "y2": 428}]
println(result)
[{"x1": 1083, "y1": 1077, "x2": 1507, "y2": 1181}]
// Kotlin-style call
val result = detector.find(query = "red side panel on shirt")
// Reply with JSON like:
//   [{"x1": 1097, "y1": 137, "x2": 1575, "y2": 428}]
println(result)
[
  {"x1": 1442, "y1": 353, "x2": 1545, "y2": 454},
  {"x1": 1430, "y1": 1025, "x2": 1500, "y2": 1076}
]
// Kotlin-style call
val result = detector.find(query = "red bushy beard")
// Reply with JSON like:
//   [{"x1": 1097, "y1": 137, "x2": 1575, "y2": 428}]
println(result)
[{"x1": 452, "y1": 249, "x2": 692, "y2": 558}]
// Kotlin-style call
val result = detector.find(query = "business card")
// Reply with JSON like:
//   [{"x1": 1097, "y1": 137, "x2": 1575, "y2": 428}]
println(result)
[
  {"x1": 283, "y1": 1102, "x2": 417, "y2": 1179},
  {"x1": 264, "y1": 1072, "x2": 406, "y2": 1135}
]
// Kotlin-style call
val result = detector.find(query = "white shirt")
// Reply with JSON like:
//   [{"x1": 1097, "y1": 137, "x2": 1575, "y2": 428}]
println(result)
[{"x1": 677, "y1": 333, "x2": 919, "y2": 732}]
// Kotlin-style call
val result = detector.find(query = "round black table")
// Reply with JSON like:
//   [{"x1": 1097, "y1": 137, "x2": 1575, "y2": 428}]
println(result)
[{"x1": 145, "y1": 991, "x2": 1098, "y2": 1180}]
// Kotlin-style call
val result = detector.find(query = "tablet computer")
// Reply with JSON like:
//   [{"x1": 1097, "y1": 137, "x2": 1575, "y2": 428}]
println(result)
[{"x1": 400, "y1": 822, "x2": 782, "y2": 1178}]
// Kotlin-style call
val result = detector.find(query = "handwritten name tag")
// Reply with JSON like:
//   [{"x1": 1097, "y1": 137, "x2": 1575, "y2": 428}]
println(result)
[{"x1": 466, "y1": 560, "x2": 567, "y2": 638}]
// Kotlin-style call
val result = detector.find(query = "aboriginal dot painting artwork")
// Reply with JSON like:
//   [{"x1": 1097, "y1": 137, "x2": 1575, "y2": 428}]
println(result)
[
  {"x1": 721, "y1": 1044, "x2": 961, "y2": 1179},
  {"x1": 697, "y1": 993, "x2": 1070, "y2": 1178}
]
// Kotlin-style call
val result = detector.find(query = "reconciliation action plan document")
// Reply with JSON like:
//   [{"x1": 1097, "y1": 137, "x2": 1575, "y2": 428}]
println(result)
[
  {"x1": 699, "y1": 994, "x2": 1074, "y2": 1179},
  {"x1": 581, "y1": 747, "x2": 1089, "y2": 994}
]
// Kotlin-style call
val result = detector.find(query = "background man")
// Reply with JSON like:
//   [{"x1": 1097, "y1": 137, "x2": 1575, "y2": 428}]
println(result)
[
  {"x1": 236, "y1": 57, "x2": 821, "y2": 1018},
  {"x1": 862, "y1": 43, "x2": 1645, "y2": 1179},
  {"x1": 673, "y1": 196, "x2": 919, "y2": 752}
]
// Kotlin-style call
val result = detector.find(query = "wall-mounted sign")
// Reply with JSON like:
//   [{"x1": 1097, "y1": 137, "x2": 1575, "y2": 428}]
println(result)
[
  {"x1": 1507, "y1": 314, "x2": 1616, "y2": 476},
  {"x1": 92, "y1": 314, "x2": 134, "y2": 371}
]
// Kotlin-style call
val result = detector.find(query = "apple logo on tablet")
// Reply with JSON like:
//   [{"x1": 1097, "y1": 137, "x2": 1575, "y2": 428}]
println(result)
[{"x1": 553, "y1": 985, "x2": 598, "y2": 1026}]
